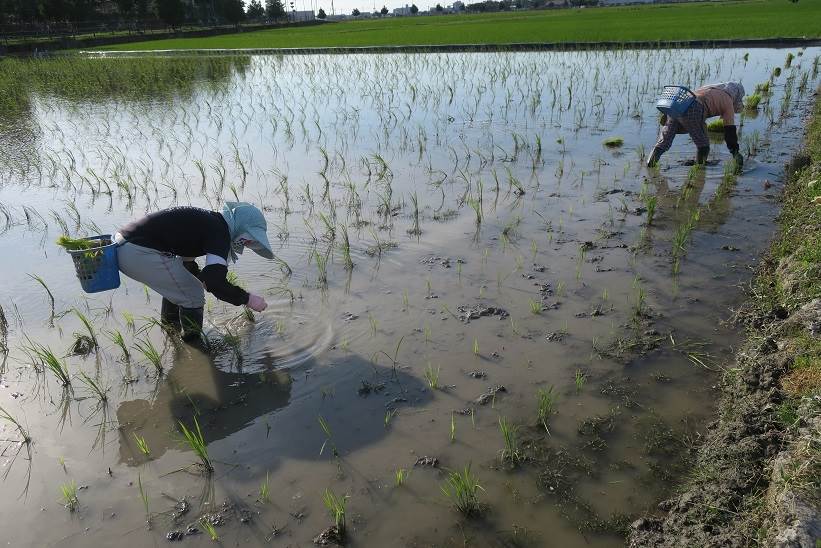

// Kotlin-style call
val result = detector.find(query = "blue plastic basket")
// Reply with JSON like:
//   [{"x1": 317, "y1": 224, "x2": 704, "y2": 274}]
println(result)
[
  {"x1": 66, "y1": 235, "x2": 121, "y2": 294},
  {"x1": 656, "y1": 85, "x2": 696, "y2": 118}
]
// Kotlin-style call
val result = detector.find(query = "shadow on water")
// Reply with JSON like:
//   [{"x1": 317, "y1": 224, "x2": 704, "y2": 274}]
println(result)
[{"x1": 116, "y1": 343, "x2": 432, "y2": 471}]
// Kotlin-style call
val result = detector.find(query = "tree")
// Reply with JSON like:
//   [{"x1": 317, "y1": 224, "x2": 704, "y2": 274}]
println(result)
[
  {"x1": 218, "y1": 0, "x2": 245, "y2": 24},
  {"x1": 317, "y1": 6, "x2": 326, "y2": 17},
  {"x1": 380, "y1": 4, "x2": 387, "y2": 14},
  {"x1": 435, "y1": 3, "x2": 443, "y2": 10},
  {"x1": 114, "y1": 0, "x2": 135, "y2": 17},
  {"x1": 410, "y1": 3, "x2": 418, "y2": 13},
  {"x1": 247, "y1": 0, "x2": 265, "y2": 18},
  {"x1": 266, "y1": 0, "x2": 285, "y2": 19},
  {"x1": 351, "y1": 7, "x2": 360, "y2": 15},
  {"x1": 157, "y1": 0, "x2": 186, "y2": 27}
]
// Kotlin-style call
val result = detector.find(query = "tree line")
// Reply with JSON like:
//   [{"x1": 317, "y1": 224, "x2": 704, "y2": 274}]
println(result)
[{"x1": 0, "y1": 0, "x2": 290, "y2": 29}]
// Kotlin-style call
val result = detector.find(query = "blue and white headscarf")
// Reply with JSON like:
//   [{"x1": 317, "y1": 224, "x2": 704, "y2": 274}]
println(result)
[{"x1": 221, "y1": 202, "x2": 274, "y2": 262}]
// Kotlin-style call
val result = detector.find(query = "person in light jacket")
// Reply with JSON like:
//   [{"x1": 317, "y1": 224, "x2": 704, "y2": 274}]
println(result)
[{"x1": 647, "y1": 82, "x2": 745, "y2": 170}]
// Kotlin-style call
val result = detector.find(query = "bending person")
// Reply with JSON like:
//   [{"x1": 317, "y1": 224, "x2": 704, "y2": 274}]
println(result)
[
  {"x1": 647, "y1": 82, "x2": 745, "y2": 170},
  {"x1": 116, "y1": 202, "x2": 273, "y2": 342}
]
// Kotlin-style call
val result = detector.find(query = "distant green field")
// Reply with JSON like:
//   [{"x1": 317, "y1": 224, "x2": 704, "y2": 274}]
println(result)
[{"x1": 97, "y1": 0, "x2": 821, "y2": 51}]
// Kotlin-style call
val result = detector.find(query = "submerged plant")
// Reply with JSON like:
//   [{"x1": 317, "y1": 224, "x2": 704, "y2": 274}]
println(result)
[
  {"x1": 498, "y1": 417, "x2": 522, "y2": 464},
  {"x1": 178, "y1": 417, "x2": 212, "y2": 473},
  {"x1": 60, "y1": 480, "x2": 79, "y2": 511},
  {"x1": 77, "y1": 372, "x2": 108, "y2": 402},
  {"x1": 602, "y1": 136, "x2": 624, "y2": 148},
  {"x1": 134, "y1": 338, "x2": 163, "y2": 374},
  {"x1": 644, "y1": 195, "x2": 657, "y2": 226},
  {"x1": 137, "y1": 473, "x2": 150, "y2": 523},
  {"x1": 575, "y1": 369, "x2": 586, "y2": 393},
  {"x1": 29, "y1": 274, "x2": 56, "y2": 324},
  {"x1": 423, "y1": 363, "x2": 440, "y2": 390},
  {"x1": 0, "y1": 404, "x2": 30, "y2": 443},
  {"x1": 133, "y1": 433, "x2": 150, "y2": 456},
  {"x1": 322, "y1": 488, "x2": 348, "y2": 536},
  {"x1": 259, "y1": 471, "x2": 270, "y2": 503},
  {"x1": 26, "y1": 340, "x2": 71, "y2": 386},
  {"x1": 536, "y1": 386, "x2": 556, "y2": 433},
  {"x1": 440, "y1": 464, "x2": 484, "y2": 516},
  {"x1": 200, "y1": 517, "x2": 219, "y2": 541},
  {"x1": 318, "y1": 415, "x2": 338, "y2": 457}
]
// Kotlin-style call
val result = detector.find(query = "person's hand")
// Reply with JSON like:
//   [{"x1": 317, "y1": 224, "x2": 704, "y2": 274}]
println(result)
[
  {"x1": 247, "y1": 293, "x2": 268, "y2": 312},
  {"x1": 733, "y1": 153, "x2": 744, "y2": 173}
]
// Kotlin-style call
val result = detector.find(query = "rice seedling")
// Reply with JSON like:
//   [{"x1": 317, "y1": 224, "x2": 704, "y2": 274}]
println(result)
[
  {"x1": 440, "y1": 464, "x2": 484, "y2": 516},
  {"x1": 394, "y1": 468, "x2": 408, "y2": 487},
  {"x1": 368, "y1": 313, "x2": 378, "y2": 336},
  {"x1": 318, "y1": 415, "x2": 338, "y2": 457},
  {"x1": 408, "y1": 191, "x2": 421, "y2": 236},
  {"x1": 384, "y1": 409, "x2": 396, "y2": 427},
  {"x1": 529, "y1": 299, "x2": 543, "y2": 314},
  {"x1": 423, "y1": 363, "x2": 440, "y2": 390},
  {"x1": 60, "y1": 480, "x2": 79, "y2": 511},
  {"x1": 785, "y1": 51, "x2": 795, "y2": 68},
  {"x1": 602, "y1": 136, "x2": 624, "y2": 148},
  {"x1": 498, "y1": 417, "x2": 523, "y2": 464},
  {"x1": 644, "y1": 195, "x2": 657, "y2": 226},
  {"x1": 259, "y1": 471, "x2": 270, "y2": 503},
  {"x1": 107, "y1": 330, "x2": 130, "y2": 362},
  {"x1": 178, "y1": 417, "x2": 213, "y2": 473},
  {"x1": 133, "y1": 433, "x2": 150, "y2": 456},
  {"x1": 340, "y1": 225, "x2": 354, "y2": 271},
  {"x1": 28, "y1": 274, "x2": 55, "y2": 324},
  {"x1": 322, "y1": 488, "x2": 348, "y2": 536},
  {"x1": 200, "y1": 517, "x2": 219, "y2": 541},
  {"x1": 72, "y1": 309, "x2": 98, "y2": 350},
  {"x1": 744, "y1": 93, "x2": 762, "y2": 111},
  {"x1": 0, "y1": 304, "x2": 7, "y2": 353},
  {"x1": 575, "y1": 369, "x2": 587, "y2": 393},
  {"x1": 473, "y1": 337, "x2": 479, "y2": 356},
  {"x1": 137, "y1": 473, "x2": 150, "y2": 523},
  {"x1": 706, "y1": 119, "x2": 724, "y2": 133},
  {"x1": 0, "y1": 405, "x2": 30, "y2": 443},
  {"x1": 450, "y1": 411, "x2": 456, "y2": 442},
  {"x1": 77, "y1": 372, "x2": 108, "y2": 403},
  {"x1": 134, "y1": 338, "x2": 163, "y2": 375},
  {"x1": 122, "y1": 312, "x2": 136, "y2": 332},
  {"x1": 26, "y1": 340, "x2": 71, "y2": 386},
  {"x1": 536, "y1": 386, "x2": 556, "y2": 433}
]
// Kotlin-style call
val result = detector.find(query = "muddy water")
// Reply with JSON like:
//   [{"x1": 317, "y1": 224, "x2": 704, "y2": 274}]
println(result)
[{"x1": 0, "y1": 47, "x2": 818, "y2": 547}]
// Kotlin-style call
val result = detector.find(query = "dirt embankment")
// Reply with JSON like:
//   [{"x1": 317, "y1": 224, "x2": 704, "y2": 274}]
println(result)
[{"x1": 628, "y1": 92, "x2": 821, "y2": 547}]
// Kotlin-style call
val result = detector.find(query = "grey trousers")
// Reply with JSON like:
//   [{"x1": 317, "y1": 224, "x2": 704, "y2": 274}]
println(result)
[{"x1": 117, "y1": 242, "x2": 205, "y2": 309}]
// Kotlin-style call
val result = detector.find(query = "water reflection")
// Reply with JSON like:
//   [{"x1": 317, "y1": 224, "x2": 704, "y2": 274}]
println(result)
[{"x1": 116, "y1": 345, "x2": 431, "y2": 468}]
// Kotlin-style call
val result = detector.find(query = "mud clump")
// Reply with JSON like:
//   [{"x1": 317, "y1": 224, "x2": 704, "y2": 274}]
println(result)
[
  {"x1": 473, "y1": 385, "x2": 507, "y2": 405},
  {"x1": 414, "y1": 455, "x2": 439, "y2": 467},
  {"x1": 313, "y1": 525, "x2": 345, "y2": 546},
  {"x1": 457, "y1": 304, "x2": 509, "y2": 323}
]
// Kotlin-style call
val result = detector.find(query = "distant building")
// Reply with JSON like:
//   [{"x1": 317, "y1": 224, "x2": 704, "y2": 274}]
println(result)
[
  {"x1": 287, "y1": 10, "x2": 316, "y2": 21},
  {"x1": 452, "y1": 0, "x2": 465, "y2": 10},
  {"x1": 393, "y1": 4, "x2": 413, "y2": 15}
]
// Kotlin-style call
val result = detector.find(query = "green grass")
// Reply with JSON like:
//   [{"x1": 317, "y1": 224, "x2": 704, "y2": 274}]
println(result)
[
  {"x1": 96, "y1": 0, "x2": 820, "y2": 51},
  {"x1": 440, "y1": 463, "x2": 484, "y2": 516}
]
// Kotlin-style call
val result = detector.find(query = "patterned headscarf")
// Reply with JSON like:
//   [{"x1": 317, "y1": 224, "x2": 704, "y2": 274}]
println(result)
[{"x1": 704, "y1": 82, "x2": 745, "y2": 113}]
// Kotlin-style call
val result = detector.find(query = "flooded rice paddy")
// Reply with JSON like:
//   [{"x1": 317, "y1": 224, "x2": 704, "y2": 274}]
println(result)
[{"x1": 0, "y1": 47, "x2": 819, "y2": 547}]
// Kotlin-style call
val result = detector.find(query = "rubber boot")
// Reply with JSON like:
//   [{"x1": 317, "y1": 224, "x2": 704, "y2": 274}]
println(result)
[
  {"x1": 160, "y1": 298, "x2": 181, "y2": 332},
  {"x1": 696, "y1": 146, "x2": 710, "y2": 165},
  {"x1": 179, "y1": 307, "x2": 204, "y2": 344}
]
